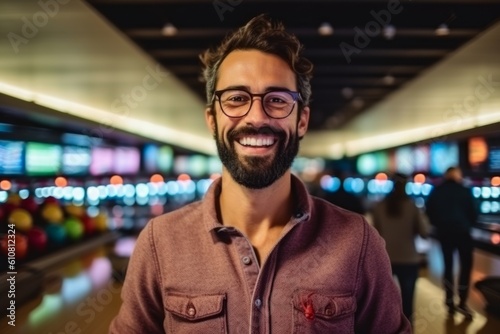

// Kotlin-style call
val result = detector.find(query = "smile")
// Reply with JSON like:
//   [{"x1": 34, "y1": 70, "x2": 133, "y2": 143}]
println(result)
[{"x1": 237, "y1": 136, "x2": 275, "y2": 147}]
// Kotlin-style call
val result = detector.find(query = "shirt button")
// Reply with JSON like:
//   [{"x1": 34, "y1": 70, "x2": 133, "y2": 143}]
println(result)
[
  {"x1": 242, "y1": 256, "x2": 252, "y2": 265},
  {"x1": 187, "y1": 306, "x2": 196, "y2": 317},
  {"x1": 254, "y1": 298, "x2": 262, "y2": 308}
]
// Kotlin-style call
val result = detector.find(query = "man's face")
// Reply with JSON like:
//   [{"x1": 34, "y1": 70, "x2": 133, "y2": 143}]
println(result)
[{"x1": 206, "y1": 50, "x2": 309, "y2": 189}]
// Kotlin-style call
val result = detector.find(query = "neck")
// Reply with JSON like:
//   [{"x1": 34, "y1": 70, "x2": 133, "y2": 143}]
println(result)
[{"x1": 218, "y1": 170, "x2": 293, "y2": 239}]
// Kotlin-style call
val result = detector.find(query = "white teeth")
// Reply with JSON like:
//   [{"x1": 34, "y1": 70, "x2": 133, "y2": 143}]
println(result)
[{"x1": 238, "y1": 137, "x2": 274, "y2": 147}]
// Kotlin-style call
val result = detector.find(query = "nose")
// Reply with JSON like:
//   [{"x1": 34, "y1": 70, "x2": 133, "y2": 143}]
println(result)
[{"x1": 244, "y1": 97, "x2": 270, "y2": 125}]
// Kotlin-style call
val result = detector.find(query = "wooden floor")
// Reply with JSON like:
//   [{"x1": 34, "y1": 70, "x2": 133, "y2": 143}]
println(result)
[
  {"x1": 413, "y1": 273, "x2": 500, "y2": 334},
  {"x1": 1, "y1": 245, "x2": 500, "y2": 333}
]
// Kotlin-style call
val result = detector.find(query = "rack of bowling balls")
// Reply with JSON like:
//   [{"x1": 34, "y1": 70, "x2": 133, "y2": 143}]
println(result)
[{"x1": 0, "y1": 194, "x2": 110, "y2": 271}]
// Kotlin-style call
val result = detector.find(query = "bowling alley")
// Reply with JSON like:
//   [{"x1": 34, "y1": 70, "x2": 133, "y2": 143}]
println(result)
[{"x1": 1, "y1": 1, "x2": 500, "y2": 333}]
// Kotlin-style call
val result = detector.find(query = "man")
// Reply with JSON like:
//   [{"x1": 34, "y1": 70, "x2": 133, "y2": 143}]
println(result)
[
  {"x1": 426, "y1": 166, "x2": 477, "y2": 319},
  {"x1": 110, "y1": 15, "x2": 410, "y2": 333}
]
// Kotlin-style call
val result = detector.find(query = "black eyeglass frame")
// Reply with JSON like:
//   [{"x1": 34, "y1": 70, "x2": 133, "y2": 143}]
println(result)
[{"x1": 212, "y1": 89, "x2": 303, "y2": 119}]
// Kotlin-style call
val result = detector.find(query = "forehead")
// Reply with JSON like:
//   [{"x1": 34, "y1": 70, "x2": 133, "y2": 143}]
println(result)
[{"x1": 217, "y1": 50, "x2": 296, "y2": 90}]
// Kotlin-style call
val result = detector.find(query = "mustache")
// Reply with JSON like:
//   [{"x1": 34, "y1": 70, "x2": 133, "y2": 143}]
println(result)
[{"x1": 227, "y1": 126, "x2": 286, "y2": 141}]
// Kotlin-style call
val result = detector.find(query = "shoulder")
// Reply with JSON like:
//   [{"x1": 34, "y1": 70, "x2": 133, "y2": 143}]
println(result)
[
  {"x1": 310, "y1": 196, "x2": 372, "y2": 238},
  {"x1": 148, "y1": 200, "x2": 204, "y2": 234}
]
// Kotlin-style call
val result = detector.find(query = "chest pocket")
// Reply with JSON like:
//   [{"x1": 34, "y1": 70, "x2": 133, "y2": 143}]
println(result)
[
  {"x1": 292, "y1": 291, "x2": 356, "y2": 334},
  {"x1": 164, "y1": 292, "x2": 227, "y2": 333}
]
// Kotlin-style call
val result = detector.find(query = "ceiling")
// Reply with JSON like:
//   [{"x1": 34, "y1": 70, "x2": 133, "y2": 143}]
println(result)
[
  {"x1": 0, "y1": 0, "x2": 499, "y2": 158},
  {"x1": 85, "y1": 0, "x2": 500, "y2": 130}
]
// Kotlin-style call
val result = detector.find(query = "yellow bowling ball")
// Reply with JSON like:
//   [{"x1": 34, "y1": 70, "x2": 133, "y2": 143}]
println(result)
[
  {"x1": 65, "y1": 204, "x2": 85, "y2": 218},
  {"x1": 94, "y1": 213, "x2": 109, "y2": 232},
  {"x1": 8, "y1": 208, "x2": 33, "y2": 232},
  {"x1": 42, "y1": 203, "x2": 64, "y2": 223},
  {"x1": 6, "y1": 193, "x2": 22, "y2": 206}
]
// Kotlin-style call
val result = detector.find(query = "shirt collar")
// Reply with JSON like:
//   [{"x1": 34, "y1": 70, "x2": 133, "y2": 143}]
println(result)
[{"x1": 202, "y1": 174, "x2": 312, "y2": 233}]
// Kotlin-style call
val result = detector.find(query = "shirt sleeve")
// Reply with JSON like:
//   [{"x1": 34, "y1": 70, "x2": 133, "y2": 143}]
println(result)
[
  {"x1": 109, "y1": 220, "x2": 165, "y2": 333},
  {"x1": 354, "y1": 220, "x2": 412, "y2": 333}
]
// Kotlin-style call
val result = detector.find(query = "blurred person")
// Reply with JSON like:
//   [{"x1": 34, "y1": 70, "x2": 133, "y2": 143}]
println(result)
[
  {"x1": 110, "y1": 14, "x2": 410, "y2": 333},
  {"x1": 371, "y1": 173, "x2": 430, "y2": 325},
  {"x1": 426, "y1": 166, "x2": 477, "y2": 319}
]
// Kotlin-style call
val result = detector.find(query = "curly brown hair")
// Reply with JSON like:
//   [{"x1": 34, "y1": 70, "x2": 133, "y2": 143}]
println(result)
[{"x1": 200, "y1": 14, "x2": 313, "y2": 114}]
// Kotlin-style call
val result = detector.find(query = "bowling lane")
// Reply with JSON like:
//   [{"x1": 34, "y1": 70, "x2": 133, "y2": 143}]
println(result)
[{"x1": 0, "y1": 235, "x2": 134, "y2": 334}]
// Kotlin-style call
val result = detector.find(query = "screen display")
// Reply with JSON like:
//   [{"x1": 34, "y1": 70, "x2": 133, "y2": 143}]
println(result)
[
  {"x1": 157, "y1": 145, "x2": 173, "y2": 173},
  {"x1": 413, "y1": 145, "x2": 430, "y2": 172},
  {"x1": 62, "y1": 146, "x2": 91, "y2": 175},
  {"x1": 188, "y1": 155, "x2": 208, "y2": 177},
  {"x1": 395, "y1": 146, "x2": 414, "y2": 175},
  {"x1": 430, "y1": 141, "x2": 459, "y2": 176},
  {"x1": 89, "y1": 147, "x2": 114, "y2": 176},
  {"x1": 488, "y1": 145, "x2": 500, "y2": 172},
  {"x1": 143, "y1": 144, "x2": 159, "y2": 173},
  {"x1": 114, "y1": 147, "x2": 140, "y2": 174},
  {"x1": 25, "y1": 142, "x2": 62, "y2": 175},
  {"x1": 0, "y1": 140, "x2": 25, "y2": 175}
]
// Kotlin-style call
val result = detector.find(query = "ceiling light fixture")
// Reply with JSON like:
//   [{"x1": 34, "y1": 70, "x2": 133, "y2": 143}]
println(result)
[
  {"x1": 318, "y1": 22, "x2": 334, "y2": 36},
  {"x1": 383, "y1": 25, "x2": 396, "y2": 40},
  {"x1": 382, "y1": 74, "x2": 395, "y2": 85},
  {"x1": 341, "y1": 87, "x2": 354, "y2": 99},
  {"x1": 161, "y1": 22, "x2": 178, "y2": 36},
  {"x1": 435, "y1": 23, "x2": 450, "y2": 36}
]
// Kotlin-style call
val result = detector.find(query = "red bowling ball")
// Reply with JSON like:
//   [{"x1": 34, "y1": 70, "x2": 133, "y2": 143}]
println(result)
[
  {"x1": 21, "y1": 196, "x2": 39, "y2": 215},
  {"x1": 27, "y1": 226, "x2": 48, "y2": 252},
  {"x1": 0, "y1": 233, "x2": 29, "y2": 260}
]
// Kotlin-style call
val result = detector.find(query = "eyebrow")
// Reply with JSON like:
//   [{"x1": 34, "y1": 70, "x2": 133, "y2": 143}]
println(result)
[{"x1": 218, "y1": 85, "x2": 295, "y2": 92}]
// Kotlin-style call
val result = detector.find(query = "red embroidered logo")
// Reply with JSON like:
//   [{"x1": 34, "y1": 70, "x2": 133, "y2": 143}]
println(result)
[{"x1": 302, "y1": 298, "x2": 315, "y2": 320}]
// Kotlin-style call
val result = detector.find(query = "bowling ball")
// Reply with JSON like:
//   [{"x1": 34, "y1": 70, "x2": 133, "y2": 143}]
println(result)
[
  {"x1": 8, "y1": 208, "x2": 33, "y2": 232},
  {"x1": 44, "y1": 196, "x2": 59, "y2": 205},
  {"x1": 93, "y1": 212, "x2": 109, "y2": 232},
  {"x1": 6, "y1": 193, "x2": 22, "y2": 206},
  {"x1": 64, "y1": 218, "x2": 84, "y2": 241},
  {"x1": 21, "y1": 197, "x2": 39, "y2": 214},
  {"x1": 27, "y1": 226, "x2": 48, "y2": 252},
  {"x1": 65, "y1": 204, "x2": 85, "y2": 218},
  {"x1": 0, "y1": 234, "x2": 28, "y2": 260},
  {"x1": 42, "y1": 203, "x2": 64, "y2": 223},
  {"x1": 81, "y1": 215, "x2": 96, "y2": 236},
  {"x1": 45, "y1": 224, "x2": 67, "y2": 245}
]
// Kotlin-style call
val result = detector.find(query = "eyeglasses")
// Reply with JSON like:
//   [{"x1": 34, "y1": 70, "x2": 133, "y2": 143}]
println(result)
[{"x1": 213, "y1": 89, "x2": 302, "y2": 119}]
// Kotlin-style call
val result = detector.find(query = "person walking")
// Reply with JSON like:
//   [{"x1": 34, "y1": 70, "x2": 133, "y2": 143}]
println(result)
[
  {"x1": 371, "y1": 173, "x2": 430, "y2": 325},
  {"x1": 426, "y1": 166, "x2": 478, "y2": 318}
]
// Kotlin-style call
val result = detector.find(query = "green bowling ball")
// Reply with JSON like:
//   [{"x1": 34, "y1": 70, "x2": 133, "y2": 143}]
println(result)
[{"x1": 64, "y1": 217, "x2": 84, "y2": 241}]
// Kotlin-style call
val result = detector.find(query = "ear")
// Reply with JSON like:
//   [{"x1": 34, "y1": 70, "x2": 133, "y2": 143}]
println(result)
[
  {"x1": 297, "y1": 106, "x2": 310, "y2": 138},
  {"x1": 205, "y1": 107, "x2": 216, "y2": 136}
]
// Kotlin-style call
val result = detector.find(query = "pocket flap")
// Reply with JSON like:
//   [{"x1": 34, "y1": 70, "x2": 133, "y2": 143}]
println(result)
[
  {"x1": 165, "y1": 292, "x2": 225, "y2": 321},
  {"x1": 293, "y1": 291, "x2": 356, "y2": 319}
]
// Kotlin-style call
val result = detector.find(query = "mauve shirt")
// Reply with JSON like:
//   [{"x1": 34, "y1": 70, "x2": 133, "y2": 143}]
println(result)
[{"x1": 110, "y1": 175, "x2": 411, "y2": 333}]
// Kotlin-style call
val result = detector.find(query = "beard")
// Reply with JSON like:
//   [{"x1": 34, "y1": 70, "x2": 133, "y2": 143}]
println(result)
[{"x1": 214, "y1": 122, "x2": 299, "y2": 189}]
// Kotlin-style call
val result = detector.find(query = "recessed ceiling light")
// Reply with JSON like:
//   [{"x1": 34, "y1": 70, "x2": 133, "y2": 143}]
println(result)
[
  {"x1": 318, "y1": 22, "x2": 334, "y2": 36},
  {"x1": 383, "y1": 25, "x2": 396, "y2": 40},
  {"x1": 341, "y1": 87, "x2": 354, "y2": 99},
  {"x1": 435, "y1": 23, "x2": 450, "y2": 36},
  {"x1": 161, "y1": 22, "x2": 178, "y2": 36},
  {"x1": 382, "y1": 74, "x2": 395, "y2": 85}
]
